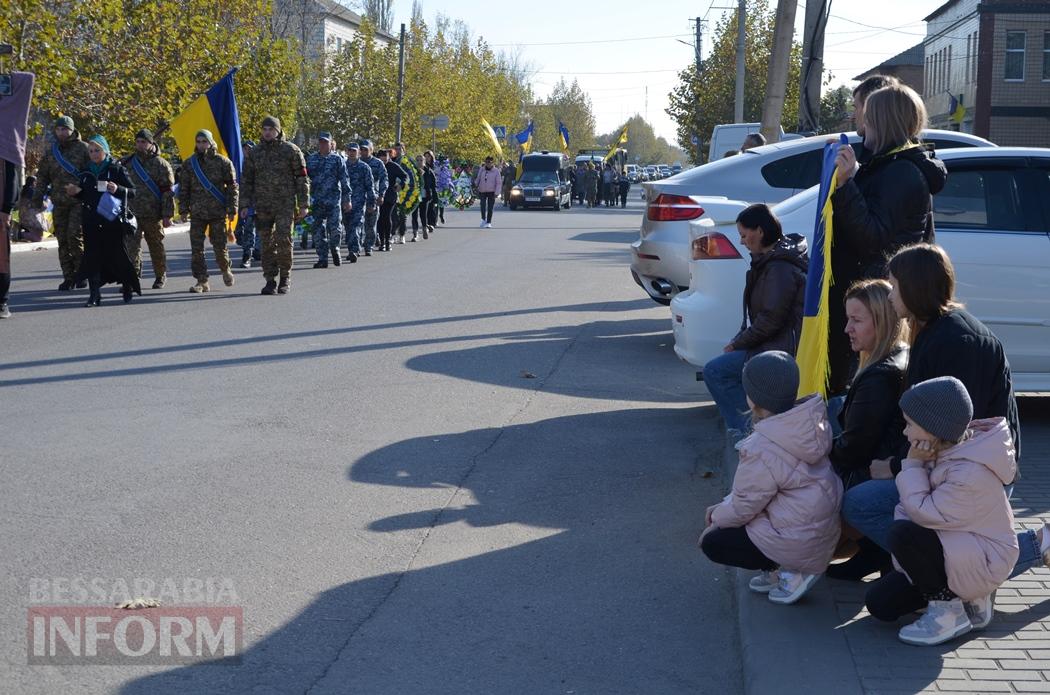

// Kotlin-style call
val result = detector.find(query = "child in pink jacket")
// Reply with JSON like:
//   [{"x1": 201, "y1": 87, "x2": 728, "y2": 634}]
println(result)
[
  {"x1": 864, "y1": 376, "x2": 1019, "y2": 646},
  {"x1": 700, "y1": 351, "x2": 843, "y2": 605}
]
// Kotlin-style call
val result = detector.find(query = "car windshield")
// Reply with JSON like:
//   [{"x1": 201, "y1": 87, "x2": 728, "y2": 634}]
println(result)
[{"x1": 519, "y1": 171, "x2": 557, "y2": 184}]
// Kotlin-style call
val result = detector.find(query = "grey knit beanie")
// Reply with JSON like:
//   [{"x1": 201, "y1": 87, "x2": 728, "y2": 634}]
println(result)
[
  {"x1": 899, "y1": 376, "x2": 973, "y2": 443},
  {"x1": 742, "y1": 351, "x2": 799, "y2": 415}
]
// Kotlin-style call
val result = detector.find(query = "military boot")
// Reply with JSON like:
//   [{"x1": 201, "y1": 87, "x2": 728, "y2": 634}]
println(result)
[
  {"x1": 313, "y1": 260, "x2": 328, "y2": 269},
  {"x1": 152, "y1": 275, "x2": 166, "y2": 290},
  {"x1": 261, "y1": 279, "x2": 277, "y2": 295},
  {"x1": 190, "y1": 280, "x2": 210, "y2": 293},
  {"x1": 331, "y1": 247, "x2": 341, "y2": 266},
  {"x1": 277, "y1": 275, "x2": 290, "y2": 295},
  {"x1": 223, "y1": 271, "x2": 235, "y2": 287}
]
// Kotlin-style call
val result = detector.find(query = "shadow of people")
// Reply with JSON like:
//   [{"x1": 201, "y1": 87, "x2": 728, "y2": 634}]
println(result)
[{"x1": 120, "y1": 407, "x2": 736, "y2": 695}]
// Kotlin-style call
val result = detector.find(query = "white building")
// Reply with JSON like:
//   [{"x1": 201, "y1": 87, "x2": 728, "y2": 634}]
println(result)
[{"x1": 273, "y1": 0, "x2": 396, "y2": 59}]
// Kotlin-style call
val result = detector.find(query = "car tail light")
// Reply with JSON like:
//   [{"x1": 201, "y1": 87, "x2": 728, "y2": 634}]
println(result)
[
  {"x1": 647, "y1": 194, "x2": 705, "y2": 222},
  {"x1": 692, "y1": 232, "x2": 742, "y2": 260}
]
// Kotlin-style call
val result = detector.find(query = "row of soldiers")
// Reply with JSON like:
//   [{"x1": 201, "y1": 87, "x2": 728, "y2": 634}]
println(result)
[{"x1": 31, "y1": 115, "x2": 420, "y2": 296}]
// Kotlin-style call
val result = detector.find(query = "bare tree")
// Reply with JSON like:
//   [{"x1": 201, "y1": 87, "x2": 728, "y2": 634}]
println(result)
[{"x1": 359, "y1": 0, "x2": 394, "y2": 32}]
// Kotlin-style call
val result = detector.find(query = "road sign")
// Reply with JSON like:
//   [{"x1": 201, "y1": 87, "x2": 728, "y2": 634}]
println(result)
[
  {"x1": 690, "y1": 134, "x2": 699, "y2": 145},
  {"x1": 431, "y1": 115, "x2": 450, "y2": 130},
  {"x1": 492, "y1": 126, "x2": 507, "y2": 139}
]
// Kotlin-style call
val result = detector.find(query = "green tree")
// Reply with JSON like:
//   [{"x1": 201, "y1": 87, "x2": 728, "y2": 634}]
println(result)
[
  {"x1": 528, "y1": 78, "x2": 596, "y2": 154},
  {"x1": 596, "y1": 116, "x2": 686, "y2": 165},
  {"x1": 666, "y1": 0, "x2": 801, "y2": 164},
  {"x1": 820, "y1": 85, "x2": 853, "y2": 133}
]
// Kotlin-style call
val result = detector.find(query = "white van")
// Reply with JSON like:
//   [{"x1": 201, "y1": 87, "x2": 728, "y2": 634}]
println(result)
[{"x1": 707, "y1": 123, "x2": 785, "y2": 162}]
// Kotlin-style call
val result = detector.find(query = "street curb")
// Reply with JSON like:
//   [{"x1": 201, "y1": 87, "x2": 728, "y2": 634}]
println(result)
[
  {"x1": 721, "y1": 437, "x2": 864, "y2": 695},
  {"x1": 11, "y1": 222, "x2": 191, "y2": 254}
]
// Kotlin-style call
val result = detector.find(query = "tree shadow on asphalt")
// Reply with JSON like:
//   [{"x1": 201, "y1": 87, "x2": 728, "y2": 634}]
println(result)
[
  {"x1": 120, "y1": 406, "x2": 732, "y2": 695},
  {"x1": 569, "y1": 230, "x2": 639, "y2": 244},
  {"x1": 0, "y1": 302, "x2": 680, "y2": 398}
]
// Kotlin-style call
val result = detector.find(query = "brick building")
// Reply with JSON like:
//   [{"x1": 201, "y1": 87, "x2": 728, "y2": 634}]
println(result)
[
  {"x1": 854, "y1": 43, "x2": 925, "y2": 95},
  {"x1": 923, "y1": 0, "x2": 1050, "y2": 145}
]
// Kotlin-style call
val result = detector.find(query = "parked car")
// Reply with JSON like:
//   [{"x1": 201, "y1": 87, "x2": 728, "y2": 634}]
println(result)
[
  {"x1": 631, "y1": 130, "x2": 994, "y2": 305},
  {"x1": 669, "y1": 147, "x2": 1050, "y2": 392}
]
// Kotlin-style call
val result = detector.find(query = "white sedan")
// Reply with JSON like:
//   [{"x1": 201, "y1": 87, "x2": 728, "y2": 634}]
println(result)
[{"x1": 670, "y1": 147, "x2": 1050, "y2": 392}]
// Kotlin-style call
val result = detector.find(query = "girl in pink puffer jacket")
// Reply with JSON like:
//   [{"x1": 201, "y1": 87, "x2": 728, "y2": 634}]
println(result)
[
  {"x1": 865, "y1": 376, "x2": 1019, "y2": 646},
  {"x1": 699, "y1": 351, "x2": 843, "y2": 605}
]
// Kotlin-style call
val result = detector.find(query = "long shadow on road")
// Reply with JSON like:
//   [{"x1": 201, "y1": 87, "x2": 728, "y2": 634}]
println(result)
[{"x1": 119, "y1": 406, "x2": 736, "y2": 695}]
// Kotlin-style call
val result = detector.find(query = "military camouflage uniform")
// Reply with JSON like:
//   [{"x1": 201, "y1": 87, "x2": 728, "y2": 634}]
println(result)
[
  {"x1": 178, "y1": 147, "x2": 238, "y2": 283},
  {"x1": 241, "y1": 131, "x2": 309, "y2": 283},
  {"x1": 344, "y1": 158, "x2": 377, "y2": 254},
  {"x1": 32, "y1": 132, "x2": 90, "y2": 283},
  {"x1": 360, "y1": 152, "x2": 388, "y2": 251},
  {"x1": 125, "y1": 151, "x2": 175, "y2": 282},
  {"x1": 306, "y1": 151, "x2": 351, "y2": 262}
]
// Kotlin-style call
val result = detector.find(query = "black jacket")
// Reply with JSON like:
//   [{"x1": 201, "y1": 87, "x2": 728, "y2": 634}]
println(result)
[
  {"x1": 731, "y1": 234, "x2": 809, "y2": 358},
  {"x1": 73, "y1": 161, "x2": 141, "y2": 293},
  {"x1": 831, "y1": 347, "x2": 908, "y2": 483},
  {"x1": 889, "y1": 309, "x2": 1020, "y2": 476},
  {"x1": 831, "y1": 144, "x2": 947, "y2": 282},
  {"x1": 382, "y1": 160, "x2": 407, "y2": 204}
]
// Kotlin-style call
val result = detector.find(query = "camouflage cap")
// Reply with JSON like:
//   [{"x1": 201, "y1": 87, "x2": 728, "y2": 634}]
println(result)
[
  {"x1": 359, "y1": 139, "x2": 373, "y2": 150},
  {"x1": 135, "y1": 128, "x2": 154, "y2": 143},
  {"x1": 346, "y1": 142, "x2": 360, "y2": 151},
  {"x1": 261, "y1": 115, "x2": 281, "y2": 130},
  {"x1": 54, "y1": 115, "x2": 75, "y2": 130}
]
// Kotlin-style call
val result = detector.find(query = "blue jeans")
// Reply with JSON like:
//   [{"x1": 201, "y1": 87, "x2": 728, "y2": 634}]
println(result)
[
  {"x1": 312, "y1": 205, "x2": 342, "y2": 260},
  {"x1": 827, "y1": 395, "x2": 846, "y2": 439},
  {"x1": 703, "y1": 350, "x2": 751, "y2": 433},
  {"x1": 843, "y1": 478, "x2": 1043, "y2": 579}
]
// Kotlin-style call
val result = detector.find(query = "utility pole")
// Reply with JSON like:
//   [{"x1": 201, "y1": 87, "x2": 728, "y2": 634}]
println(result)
[
  {"x1": 734, "y1": 0, "x2": 746, "y2": 123},
  {"x1": 694, "y1": 16, "x2": 704, "y2": 72},
  {"x1": 395, "y1": 22, "x2": 406, "y2": 143},
  {"x1": 798, "y1": 0, "x2": 830, "y2": 133},
  {"x1": 760, "y1": 0, "x2": 798, "y2": 143}
]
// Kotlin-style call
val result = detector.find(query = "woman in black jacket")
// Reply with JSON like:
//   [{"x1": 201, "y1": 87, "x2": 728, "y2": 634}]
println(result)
[
  {"x1": 703, "y1": 204, "x2": 808, "y2": 434},
  {"x1": 423, "y1": 150, "x2": 439, "y2": 234},
  {"x1": 827, "y1": 83, "x2": 947, "y2": 396},
  {"x1": 67, "y1": 135, "x2": 140, "y2": 306}
]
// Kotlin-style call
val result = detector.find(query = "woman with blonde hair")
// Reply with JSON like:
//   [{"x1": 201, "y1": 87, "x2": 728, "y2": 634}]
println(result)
[{"x1": 824, "y1": 83, "x2": 947, "y2": 396}]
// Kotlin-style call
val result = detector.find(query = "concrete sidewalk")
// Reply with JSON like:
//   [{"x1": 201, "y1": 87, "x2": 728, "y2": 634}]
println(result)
[
  {"x1": 10, "y1": 221, "x2": 190, "y2": 254},
  {"x1": 728, "y1": 399, "x2": 1050, "y2": 695}
]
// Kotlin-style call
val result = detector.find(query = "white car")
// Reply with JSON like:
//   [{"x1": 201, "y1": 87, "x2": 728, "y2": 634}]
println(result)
[
  {"x1": 631, "y1": 130, "x2": 994, "y2": 305},
  {"x1": 670, "y1": 147, "x2": 1050, "y2": 392}
]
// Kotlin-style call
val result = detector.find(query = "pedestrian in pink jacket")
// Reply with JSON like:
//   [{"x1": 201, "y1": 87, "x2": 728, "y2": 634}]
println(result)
[
  {"x1": 700, "y1": 351, "x2": 843, "y2": 605},
  {"x1": 473, "y1": 156, "x2": 502, "y2": 228},
  {"x1": 864, "y1": 376, "x2": 1019, "y2": 646}
]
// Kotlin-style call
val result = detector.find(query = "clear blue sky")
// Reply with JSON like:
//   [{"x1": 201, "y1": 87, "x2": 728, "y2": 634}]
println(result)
[{"x1": 390, "y1": 1, "x2": 942, "y2": 146}]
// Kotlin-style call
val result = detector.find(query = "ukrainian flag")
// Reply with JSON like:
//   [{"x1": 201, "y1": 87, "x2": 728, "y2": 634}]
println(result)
[
  {"x1": 604, "y1": 125, "x2": 627, "y2": 162},
  {"x1": 558, "y1": 121, "x2": 570, "y2": 151},
  {"x1": 948, "y1": 93, "x2": 966, "y2": 124},
  {"x1": 795, "y1": 133, "x2": 847, "y2": 398},
  {"x1": 170, "y1": 68, "x2": 243, "y2": 181},
  {"x1": 481, "y1": 118, "x2": 503, "y2": 157}
]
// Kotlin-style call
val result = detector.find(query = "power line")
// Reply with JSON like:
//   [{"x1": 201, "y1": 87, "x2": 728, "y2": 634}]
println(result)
[
  {"x1": 533, "y1": 68, "x2": 682, "y2": 75},
  {"x1": 489, "y1": 33, "x2": 692, "y2": 47}
]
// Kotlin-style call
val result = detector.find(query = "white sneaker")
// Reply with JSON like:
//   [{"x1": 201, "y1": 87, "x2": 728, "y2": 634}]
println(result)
[
  {"x1": 964, "y1": 591, "x2": 996, "y2": 630},
  {"x1": 899, "y1": 599, "x2": 972, "y2": 646},
  {"x1": 748, "y1": 570, "x2": 779, "y2": 594},
  {"x1": 485, "y1": 222, "x2": 493, "y2": 228},
  {"x1": 479, "y1": 221, "x2": 486, "y2": 228},
  {"x1": 768, "y1": 570, "x2": 820, "y2": 605}
]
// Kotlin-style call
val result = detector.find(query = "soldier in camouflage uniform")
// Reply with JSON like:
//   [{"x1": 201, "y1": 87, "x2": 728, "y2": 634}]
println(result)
[
  {"x1": 343, "y1": 142, "x2": 377, "y2": 260},
  {"x1": 307, "y1": 132, "x2": 351, "y2": 269},
  {"x1": 124, "y1": 129, "x2": 175, "y2": 289},
  {"x1": 32, "y1": 115, "x2": 90, "y2": 290},
  {"x1": 358, "y1": 139, "x2": 387, "y2": 255},
  {"x1": 240, "y1": 116, "x2": 309, "y2": 295},
  {"x1": 178, "y1": 129, "x2": 238, "y2": 293}
]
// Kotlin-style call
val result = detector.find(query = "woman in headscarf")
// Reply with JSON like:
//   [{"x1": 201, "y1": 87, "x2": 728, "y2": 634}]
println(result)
[{"x1": 66, "y1": 134, "x2": 141, "y2": 306}]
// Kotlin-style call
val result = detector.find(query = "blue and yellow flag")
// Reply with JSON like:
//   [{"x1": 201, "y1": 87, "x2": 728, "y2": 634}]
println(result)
[
  {"x1": 171, "y1": 68, "x2": 243, "y2": 181},
  {"x1": 480, "y1": 118, "x2": 503, "y2": 157},
  {"x1": 513, "y1": 120, "x2": 534, "y2": 147},
  {"x1": 795, "y1": 133, "x2": 848, "y2": 398},
  {"x1": 604, "y1": 125, "x2": 628, "y2": 162},
  {"x1": 558, "y1": 121, "x2": 570, "y2": 151},
  {"x1": 948, "y1": 93, "x2": 966, "y2": 123}
]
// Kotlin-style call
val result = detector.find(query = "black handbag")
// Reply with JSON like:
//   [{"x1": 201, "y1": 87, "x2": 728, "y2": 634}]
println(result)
[{"x1": 118, "y1": 198, "x2": 138, "y2": 238}]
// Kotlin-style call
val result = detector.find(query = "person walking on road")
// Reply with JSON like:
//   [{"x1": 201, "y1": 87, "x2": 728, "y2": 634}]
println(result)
[
  {"x1": 179, "y1": 129, "x2": 238, "y2": 293},
  {"x1": 359, "y1": 139, "x2": 387, "y2": 253},
  {"x1": 378, "y1": 149, "x2": 407, "y2": 251},
  {"x1": 33, "y1": 115, "x2": 90, "y2": 290},
  {"x1": 307, "y1": 132, "x2": 351, "y2": 269},
  {"x1": 69, "y1": 135, "x2": 141, "y2": 306},
  {"x1": 124, "y1": 129, "x2": 174, "y2": 288},
  {"x1": 240, "y1": 116, "x2": 310, "y2": 295},
  {"x1": 474, "y1": 156, "x2": 501, "y2": 228},
  {"x1": 583, "y1": 162, "x2": 599, "y2": 208},
  {"x1": 390, "y1": 142, "x2": 415, "y2": 244},
  {"x1": 236, "y1": 140, "x2": 260, "y2": 268},
  {"x1": 344, "y1": 142, "x2": 377, "y2": 259}
]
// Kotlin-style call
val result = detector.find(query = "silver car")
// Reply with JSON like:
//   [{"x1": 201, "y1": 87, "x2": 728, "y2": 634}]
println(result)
[{"x1": 630, "y1": 130, "x2": 994, "y2": 305}]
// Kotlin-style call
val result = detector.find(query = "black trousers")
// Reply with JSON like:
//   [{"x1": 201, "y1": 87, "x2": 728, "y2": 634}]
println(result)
[
  {"x1": 0, "y1": 233, "x2": 9, "y2": 304},
  {"x1": 411, "y1": 205, "x2": 420, "y2": 233},
  {"x1": 865, "y1": 520, "x2": 953, "y2": 621},
  {"x1": 700, "y1": 526, "x2": 777, "y2": 571},
  {"x1": 396, "y1": 209, "x2": 406, "y2": 236},
  {"x1": 479, "y1": 192, "x2": 495, "y2": 223},
  {"x1": 377, "y1": 201, "x2": 395, "y2": 247}
]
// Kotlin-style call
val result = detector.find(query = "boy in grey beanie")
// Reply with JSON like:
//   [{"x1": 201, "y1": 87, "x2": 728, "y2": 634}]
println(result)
[{"x1": 742, "y1": 350, "x2": 800, "y2": 418}]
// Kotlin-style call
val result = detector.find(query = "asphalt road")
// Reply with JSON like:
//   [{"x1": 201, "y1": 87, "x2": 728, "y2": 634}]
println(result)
[{"x1": 0, "y1": 198, "x2": 741, "y2": 694}]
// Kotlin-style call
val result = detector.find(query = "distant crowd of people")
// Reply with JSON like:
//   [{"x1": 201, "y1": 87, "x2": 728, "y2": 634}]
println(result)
[{"x1": 699, "y1": 75, "x2": 1036, "y2": 648}]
